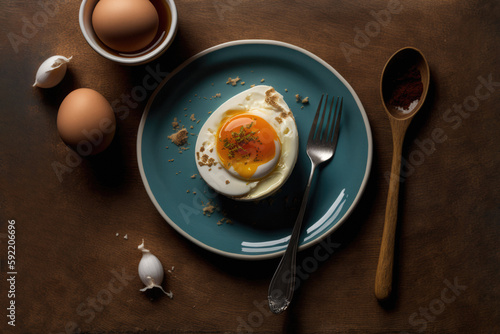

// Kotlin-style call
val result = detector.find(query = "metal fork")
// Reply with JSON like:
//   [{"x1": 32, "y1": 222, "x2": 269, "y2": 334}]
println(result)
[{"x1": 268, "y1": 94, "x2": 343, "y2": 314}]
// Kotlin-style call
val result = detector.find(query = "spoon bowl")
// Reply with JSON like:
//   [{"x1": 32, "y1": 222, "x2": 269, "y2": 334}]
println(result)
[
  {"x1": 381, "y1": 47, "x2": 430, "y2": 120},
  {"x1": 375, "y1": 47, "x2": 430, "y2": 302}
]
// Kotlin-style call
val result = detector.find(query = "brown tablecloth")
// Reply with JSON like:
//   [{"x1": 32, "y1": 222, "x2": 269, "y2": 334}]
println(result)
[{"x1": 1, "y1": 0, "x2": 499, "y2": 332}]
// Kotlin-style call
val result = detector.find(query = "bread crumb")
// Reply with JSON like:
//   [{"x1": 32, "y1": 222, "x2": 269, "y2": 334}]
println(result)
[
  {"x1": 241, "y1": 81, "x2": 245, "y2": 85},
  {"x1": 265, "y1": 88, "x2": 285, "y2": 112},
  {"x1": 186, "y1": 190, "x2": 190, "y2": 193},
  {"x1": 190, "y1": 174, "x2": 196, "y2": 179},
  {"x1": 190, "y1": 125, "x2": 194, "y2": 129},
  {"x1": 168, "y1": 159, "x2": 174, "y2": 162},
  {"x1": 115, "y1": 233, "x2": 119, "y2": 237},
  {"x1": 295, "y1": 94, "x2": 301, "y2": 102},
  {"x1": 217, "y1": 217, "x2": 233, "y2": 226},
  {"x1": 190, "y1": 114, "x2": 196, "y2": 121},
  {"x1": 302, "y1": 96, "x2": 309, "y2": 104},
  {"x1": 202, "y1": 202, "x2": 216, "y2": 216},
  {"x1": 198, "y1": 154, "x2": 215, "y2": 167},
  {"x1": 225, "y1": 180, "x2": 230, "y2": 184},
  {"x1": 250, "y1": 84, "x2": 255, "y2": 88},
  {"x1": 285, "y1": 88, "x2": 288, "y2": 92},
  {"x1": 260, "y1": 78, "x2": 265, "y2": 82},
  {"x1": 226, "y1": 76, "x2": 241, "y2": 86},
  {"x1": 172, "y1": 121, "x2": 179, "y2": 129},
  {"x1": 123, "y1": 234, "x2": 128, "y2": 240},
  {"x1": 168, "y1": 128, "x2": 189, "y2": 146}
]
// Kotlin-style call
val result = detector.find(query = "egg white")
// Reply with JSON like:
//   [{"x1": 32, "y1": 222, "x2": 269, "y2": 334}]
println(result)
[{"x1": 195, "y1": 85, "x2": 299, "y2": 200}]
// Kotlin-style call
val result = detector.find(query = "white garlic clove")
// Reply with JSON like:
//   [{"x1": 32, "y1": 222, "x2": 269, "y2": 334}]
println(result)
[
  {"x1": 33, "y1": 55, "x2": 73, "y2": 88},
  {"x1": 138, "y1": 239, "x2": 170, "y2": 295}
]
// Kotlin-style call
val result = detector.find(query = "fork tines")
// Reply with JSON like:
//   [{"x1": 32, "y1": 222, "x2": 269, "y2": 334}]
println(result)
[{"x1": 308, "y1": 94, "x2": 343, "y2": 145}]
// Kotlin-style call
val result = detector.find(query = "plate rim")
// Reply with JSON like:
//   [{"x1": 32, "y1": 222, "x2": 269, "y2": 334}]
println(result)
[{"x1": 137, "y1": 39, "x2": 373, "y2": 260}]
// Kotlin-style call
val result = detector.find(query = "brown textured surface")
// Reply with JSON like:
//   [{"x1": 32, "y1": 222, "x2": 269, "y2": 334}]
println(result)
[{"x1": 1, "y1": 0, "x2": 499, "y2": 333}]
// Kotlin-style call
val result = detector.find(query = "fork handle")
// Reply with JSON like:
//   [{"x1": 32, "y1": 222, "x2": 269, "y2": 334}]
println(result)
[{"x1": 268, "y1": 162, "x2": 317, "y2": 314}]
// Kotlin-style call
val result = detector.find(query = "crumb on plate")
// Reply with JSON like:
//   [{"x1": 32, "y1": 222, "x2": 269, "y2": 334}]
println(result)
[
  {"x1": 202, "y1": 203, "x2": 216, "y2": 216},
  {"x1": 226, "y1": 76, "x2": 241, "y2": 86},
  {"x1": 168, "y1": 128, "x2": 189, "y2": 146}
]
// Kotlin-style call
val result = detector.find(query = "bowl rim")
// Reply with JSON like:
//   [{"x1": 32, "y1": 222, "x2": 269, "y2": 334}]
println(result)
[{"x1": 79, "y1": 0, "x2": 178, "y2": 65}]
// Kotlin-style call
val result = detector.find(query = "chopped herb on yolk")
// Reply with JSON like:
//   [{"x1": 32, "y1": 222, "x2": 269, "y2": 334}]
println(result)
[{"x1": 220, "y1": 123, "x2": 261, "y2": 159}]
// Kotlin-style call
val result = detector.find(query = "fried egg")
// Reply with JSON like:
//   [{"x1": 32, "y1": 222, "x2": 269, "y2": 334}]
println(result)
[{"x1": 195, "y1": 85, "x2": 298, "y2": 200}]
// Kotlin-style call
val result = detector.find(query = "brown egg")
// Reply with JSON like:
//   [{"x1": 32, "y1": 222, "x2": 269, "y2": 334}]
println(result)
[
  {"x1": 57, "y1": 88, "x2": 116, "y2": 155},
  {"x1": 92, "y1": 0, "x2": 159, "y2": 53}
]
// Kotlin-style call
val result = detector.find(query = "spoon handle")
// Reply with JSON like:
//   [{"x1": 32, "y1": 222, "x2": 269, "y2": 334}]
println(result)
[{"x1": 375, "y1": 121, "x2": 407, "y2": 301}]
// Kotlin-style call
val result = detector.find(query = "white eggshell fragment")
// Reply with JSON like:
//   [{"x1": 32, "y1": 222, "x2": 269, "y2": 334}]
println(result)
[{"x1": 33, "y1": 55, "x2": 72, "y2": 88}]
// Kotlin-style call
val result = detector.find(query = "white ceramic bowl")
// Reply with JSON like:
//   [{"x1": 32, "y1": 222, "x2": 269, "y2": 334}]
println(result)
[{"x1": 79, "y1": 0, "x2": 178, "y2": 65}]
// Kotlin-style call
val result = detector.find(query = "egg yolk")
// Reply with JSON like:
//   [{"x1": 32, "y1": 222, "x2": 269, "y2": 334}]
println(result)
[{"x1": 216, "y1": 114, "x2": 280, "y2": 180}]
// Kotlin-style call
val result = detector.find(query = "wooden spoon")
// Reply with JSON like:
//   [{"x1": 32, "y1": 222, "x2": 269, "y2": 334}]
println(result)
[{"x1": 375, "y1": 47, "x2": 430, "y2": 301}]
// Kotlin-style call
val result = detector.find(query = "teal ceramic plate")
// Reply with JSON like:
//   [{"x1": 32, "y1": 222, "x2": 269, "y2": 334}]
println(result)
[{"x1": 138, "y1": 40, "x2": 372, "y2": 260}]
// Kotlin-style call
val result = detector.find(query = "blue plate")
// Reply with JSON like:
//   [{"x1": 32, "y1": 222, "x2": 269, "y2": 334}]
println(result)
[{"x1": 137, "y1": 40, "x2": 372, "y2": 260}]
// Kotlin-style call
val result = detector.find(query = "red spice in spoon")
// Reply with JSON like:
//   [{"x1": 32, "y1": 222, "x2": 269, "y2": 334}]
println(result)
[{"x1": 388, "y1": 64, "x2": 423, "y2": 110}]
